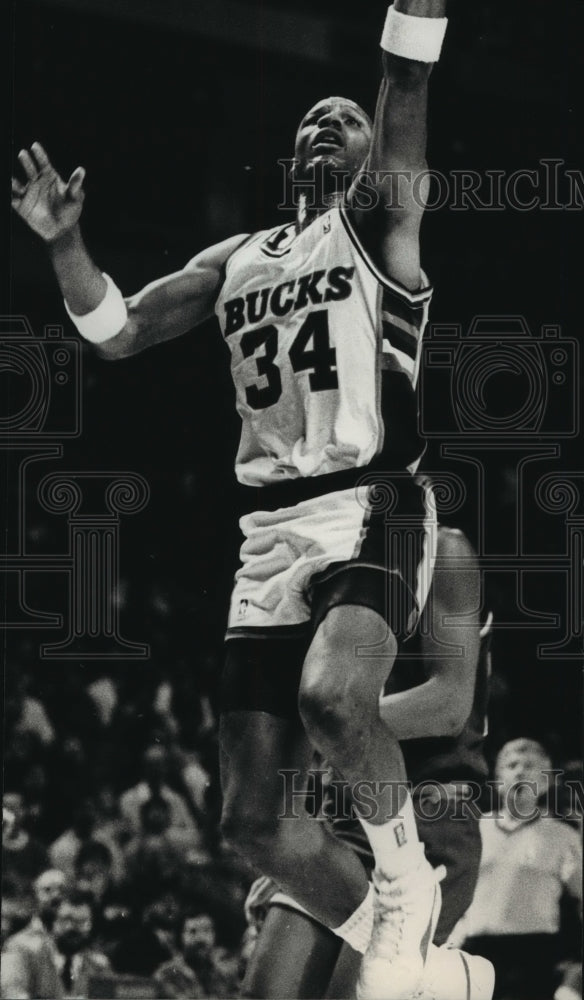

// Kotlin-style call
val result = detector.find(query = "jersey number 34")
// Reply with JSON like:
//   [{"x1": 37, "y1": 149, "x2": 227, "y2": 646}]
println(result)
[{"x1": 241, "y1": 310, "x2": 338, "y2": 410}]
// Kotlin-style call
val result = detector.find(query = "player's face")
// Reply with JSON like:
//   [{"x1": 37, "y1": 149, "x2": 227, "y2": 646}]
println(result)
[{"x1": 294, "y1": 97, "x2": 372, "y2": 180}]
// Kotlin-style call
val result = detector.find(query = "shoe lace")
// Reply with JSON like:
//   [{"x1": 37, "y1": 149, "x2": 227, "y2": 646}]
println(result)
[{"x1": 369, "y1": 864, "x2": 446, "y2": 960}]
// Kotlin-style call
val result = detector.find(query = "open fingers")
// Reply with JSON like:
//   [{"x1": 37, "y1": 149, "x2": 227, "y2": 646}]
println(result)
[
  {"x1": 17, "y1": 148, "x2": 38, "y2": 181},
  {"x1": 30, "y1": 141, "x2": 52, "y2": 171},
  {"x1": 12, "y1": 177, "x2": 26, "y2": 197},
  {"x1": 66, "y1": 166, "x2": 86, "y2": 199}
]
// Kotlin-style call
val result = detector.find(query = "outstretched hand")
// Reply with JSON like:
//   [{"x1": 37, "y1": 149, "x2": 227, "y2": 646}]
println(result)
[{"x1": 12, "y1": 143, "x2": 86, "y2": 243}]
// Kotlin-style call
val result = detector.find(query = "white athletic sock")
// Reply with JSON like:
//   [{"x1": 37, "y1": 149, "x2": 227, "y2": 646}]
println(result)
[
  {"x1": 359, "y1": 791, "x2": 424, "y2": 877},
  {"x1": 332, "y1": 883, "x2": 375, "y2": 954}
]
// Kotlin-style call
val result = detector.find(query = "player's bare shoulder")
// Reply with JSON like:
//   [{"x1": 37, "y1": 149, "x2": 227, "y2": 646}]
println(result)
[{"x1": 182, "y1": 232, "x2": 252, "y2": 281}]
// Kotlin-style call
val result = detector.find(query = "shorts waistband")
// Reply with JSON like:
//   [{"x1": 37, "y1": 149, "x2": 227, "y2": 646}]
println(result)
[{"x1": 236, "y1": 462, "x2": 409, "y2": 514}]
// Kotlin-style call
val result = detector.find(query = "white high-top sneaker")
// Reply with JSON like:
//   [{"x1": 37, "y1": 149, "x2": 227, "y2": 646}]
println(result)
[
  {"x1": 356, "y1": 858, "x2": 445, "y2": 1000},
  {"x1": 414, "y1": 944, "x2": 495, "y2": 1000}
]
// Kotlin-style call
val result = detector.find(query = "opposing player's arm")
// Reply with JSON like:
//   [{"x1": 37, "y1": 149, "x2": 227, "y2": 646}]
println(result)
[
  {"x1": 11, "y1": 143, "x2": 247, "y2": 359},
  {"x1": 348, "y1": 0, "x2": 447, "y2": 291},
  {"x1": 379, "y1": 528, "x2": 481, "y2": 740}
]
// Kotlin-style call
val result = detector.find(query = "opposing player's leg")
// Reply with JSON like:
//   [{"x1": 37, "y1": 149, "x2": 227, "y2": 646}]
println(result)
[{"x1": 242, "y1": 902, "x2": 342, "y2": 999}]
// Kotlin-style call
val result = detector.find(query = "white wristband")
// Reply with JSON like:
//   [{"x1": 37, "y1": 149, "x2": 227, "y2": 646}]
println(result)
[
  {"x1": 381, "y1": 6, "x2": 448, "y2": 63},
  {"x1": 64, "y1": 273, "x2": 128, "y2": 344}
]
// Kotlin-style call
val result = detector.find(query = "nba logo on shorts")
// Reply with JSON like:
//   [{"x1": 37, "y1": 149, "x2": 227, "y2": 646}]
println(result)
[
  {"x1": 394, "y1": 822, "x2": 407, "y2": 848},
  {"x1": 238, "y1": 598, "x2": 249, "y2": 619}
]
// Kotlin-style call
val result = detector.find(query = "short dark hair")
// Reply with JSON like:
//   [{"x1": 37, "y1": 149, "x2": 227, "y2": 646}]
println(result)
[
  {"x1": 75, "y1": 839, "x2": 113, "y2": 872},
  {"x1": 56, "y1": 887, "x2": 96, "y2": 922},
  {"x1": 139, "y1": 794, "x2": 171, "y2": 821},
  {"x1": 181, "y1": 906, "x2": 215, "y2": 931}
]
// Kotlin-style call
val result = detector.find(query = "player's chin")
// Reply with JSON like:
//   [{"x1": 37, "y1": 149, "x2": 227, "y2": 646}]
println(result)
[
  {"x1": 294, "y1": 151, "x2": 347, "y2": 177},
  {"x1": 309, "y1": 151, "x2": 346, "y2": 170}
]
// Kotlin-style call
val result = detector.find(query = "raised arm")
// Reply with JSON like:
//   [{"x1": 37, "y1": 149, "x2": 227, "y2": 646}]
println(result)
[
  {"x1": 349, "y1": 0, "x2": 447, "y2": 290},
  {"x1": 379, "y1": 528, "x2": 481, "y2": 740},
  {"x1": 11, "y1": 143, "x2": 248, "y2": 359}
]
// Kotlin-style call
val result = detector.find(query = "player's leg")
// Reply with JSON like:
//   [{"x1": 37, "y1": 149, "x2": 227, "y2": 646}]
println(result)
[
  {"x1": 299, "y1": 601, "x2": 407, "y2": 833},
  {"x1": 299, "y1": 591, "x2": 442, "y2": 999},
  {"x1": 416, "y1": 789, "x2": 483, "y2": 946},
  {"x1": 246, "y1": 791, "x2": 492, "y2": 1000},
  {"x1": 242, "y1": 902, "x2": 342, "y2": 999},
  {"x1": 219, "y1": 636, "x2": 372, "y2": 937}
]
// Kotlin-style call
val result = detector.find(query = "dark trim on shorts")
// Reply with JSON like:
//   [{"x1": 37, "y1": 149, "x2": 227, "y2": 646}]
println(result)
[
  {"x1": 309, "y1": 563, "x2": 417, "y2": 641},
  {"x1": 235, "y1": 461, "x2": 402, "y2": 516},
  {"x1": 225, "y1": 623, "x2": 311, "y2": 641},
  {"x1": 220, "y1": 631, "x2": 309, "y2": 720}
]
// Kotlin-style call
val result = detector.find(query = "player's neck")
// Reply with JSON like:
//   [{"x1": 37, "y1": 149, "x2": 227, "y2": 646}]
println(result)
[{"x1": 295, "y1": 190, "x2": 343, "y2": 233}]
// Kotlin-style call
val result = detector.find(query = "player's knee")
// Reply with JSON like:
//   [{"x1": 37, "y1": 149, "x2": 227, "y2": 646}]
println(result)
[
  {"x1": 220, "y1": 799, "x2": 280, "y2": 861},
  {"x1": 299, "y1": 616, "x2": 383, "y2": 747},
  {"x1": 220, "y1": 806, "x2": 305, "y2": 877},
  {"x1": 299, "y1": 667, "x2": 371, "y2": 757}
]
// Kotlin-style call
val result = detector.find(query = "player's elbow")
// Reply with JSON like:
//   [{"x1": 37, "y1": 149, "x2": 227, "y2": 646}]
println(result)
[
  {"x1": 438, "y1": 693, "x2": 471, "y2": 738},
  {"x1": 381, "y1": 51, "x2": 432, "y2": 89},
  {"x1": 94, "y1": 310, "x2": 140, "y2": 360},
  {"x1": 94, "y1": 337, "x2": 130, "y2": 361}
]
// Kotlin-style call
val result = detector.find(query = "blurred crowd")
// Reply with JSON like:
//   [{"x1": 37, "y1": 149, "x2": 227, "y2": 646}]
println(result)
[
  {"x1": 1, "y1": 653, "x2": 582, "y2": 999},
  {"x1": 2, "y1": 656, "x2": 255, "y2": 998}
]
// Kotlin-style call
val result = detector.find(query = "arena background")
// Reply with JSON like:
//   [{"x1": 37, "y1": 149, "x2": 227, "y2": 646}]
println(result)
[{"x1": 3, "y1": 0, "x2": 583, "y2": 985}]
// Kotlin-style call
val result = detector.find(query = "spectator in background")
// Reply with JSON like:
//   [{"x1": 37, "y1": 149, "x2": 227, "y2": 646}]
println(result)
[
  {"x1": 74, "y1": 840, "x2": 133, "y2": 956},
  {"x1": 5, "y1": 667, "x2": 55, "y2": 749},
  {"x1": 4, "y1": 869, "x2": 67, "y2": 949},
  {"x1": 49, "y1": 798, "x2": 125, "y2": 884},
  {"x1": 453, "y1": 738, "x2": 582, "y2": 999},
  {"x1": 75, "y1": 841, "x2": 115, "y2": 909},
  {"x1": 90, "y1": 782, "x2": 131, "y2": 850},
  {"x1": 119, "y1": 744, "x2": 198, "y2": 836},
  {"x1": 86, "y1": 673, "x2": 118, "y2": 729},
  {"x1": 46, "y1": 738, "x2": 92, "y2": 838},
  {"x1": 123, "y1": 796, "x2": 190, "y2": 904},
  {"x1": 109, "y1": 888, "x2": 180, "y2": 976},
  {"x1": 2, "y1": 894, "x2": 35, "y2": 949},
  {"x1": 153, "y1": 910, "x2": 238, "y2": 999},
  {"x1": 1, "y1": 888, "x2": 110, "y2": 999},
  {"x1": 2, "y1": 793, "x2": 49, "y2": 896},
  {"x1": 4, "y1": 732, "x2": 50, "y2": 843}
]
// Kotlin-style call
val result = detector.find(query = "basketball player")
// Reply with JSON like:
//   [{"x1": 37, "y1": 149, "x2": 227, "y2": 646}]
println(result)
[
  {"x1": 242, "y1": 527, "x2": 495, "y2": 1000},
  {"x1": 13, "y1": 4, "x2": 458, "y2": 996}
]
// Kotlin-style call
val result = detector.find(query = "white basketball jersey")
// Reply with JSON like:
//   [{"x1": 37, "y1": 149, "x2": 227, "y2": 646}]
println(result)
[{"x1": 215, "y1": 204, "x2": 432, "y2": 487}]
